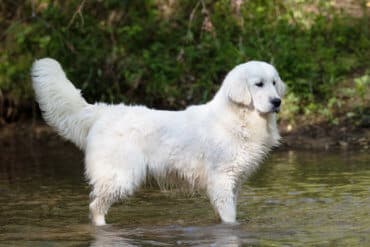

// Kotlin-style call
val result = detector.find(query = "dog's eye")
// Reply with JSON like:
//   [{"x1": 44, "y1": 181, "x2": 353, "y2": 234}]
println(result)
[
  {"x1": 273, "y1": 80, "x2": 276, "y2": 86},
  {"x1": 255, "y1": 82, "x2": 264, "y2": 87}
]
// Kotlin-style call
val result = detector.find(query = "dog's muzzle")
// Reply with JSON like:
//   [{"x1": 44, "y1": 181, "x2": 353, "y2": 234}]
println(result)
[{"x1": 270, "y1": 98, "x2": 281, "y2": 113}]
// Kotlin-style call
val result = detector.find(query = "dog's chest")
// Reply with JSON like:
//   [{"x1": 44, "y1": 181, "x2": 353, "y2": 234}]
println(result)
[{"x1": 232, "y1": 116, "x2": 280, "y2": 174}]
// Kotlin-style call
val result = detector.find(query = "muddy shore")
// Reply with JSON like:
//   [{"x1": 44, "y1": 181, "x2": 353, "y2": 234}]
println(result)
[{"x1": 1, "y1": 120, "x2": 369, "y2": 151}]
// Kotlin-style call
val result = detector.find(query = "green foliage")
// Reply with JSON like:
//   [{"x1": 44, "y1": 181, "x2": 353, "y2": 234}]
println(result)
[
  {"x1": 0, "y1": 0, "x2": 369, "y2": 120},
  {"x1": 354, "y1": 73, "x2": 370, "y2": 103}
]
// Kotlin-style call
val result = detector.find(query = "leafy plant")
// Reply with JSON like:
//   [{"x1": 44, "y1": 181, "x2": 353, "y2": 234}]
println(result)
[{"x1": 0, "y1": 0, "x2": 369, "y2": 123}]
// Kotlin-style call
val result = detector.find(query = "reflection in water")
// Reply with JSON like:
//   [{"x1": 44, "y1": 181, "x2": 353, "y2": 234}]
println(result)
[
  {"x1": 0, "y1": 139, "x2": 370, "y2": 246},
  {"x1": 92, "y1": 226, "x2": 137, "y2": 247},
  {"x1": 92, "y1": 224, "x2": 242, "y2": 246}
]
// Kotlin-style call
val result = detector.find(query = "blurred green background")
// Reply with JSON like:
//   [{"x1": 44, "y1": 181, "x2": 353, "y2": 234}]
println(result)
[{"x1": 0, "y1": 0, "x2": 369, "y2": 125}]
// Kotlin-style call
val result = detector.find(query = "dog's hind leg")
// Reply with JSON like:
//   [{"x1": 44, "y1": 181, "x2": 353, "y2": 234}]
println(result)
[
  {"x1": 89, "y1": 192, "x2": 114, "y2": 226},
  {"x1": 86, "y1": 144, "x2": 147, "y2": 226},
  {"x1": 88, "y1": 167, "x2": 145, "y2": 226}
]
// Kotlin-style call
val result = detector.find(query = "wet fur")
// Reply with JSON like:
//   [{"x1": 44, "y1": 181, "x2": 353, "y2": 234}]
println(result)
[{"x1": 31, "y1": 58, "x2": 285, "y2": 225}]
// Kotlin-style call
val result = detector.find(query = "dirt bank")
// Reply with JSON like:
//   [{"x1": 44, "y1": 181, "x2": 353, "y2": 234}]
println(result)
[
  {"x1": 281, "y1": 122, "x2": 370, "y2": 151},
  {"x1": 1, "y1": 120, "x2": 369, "y2": 151}
]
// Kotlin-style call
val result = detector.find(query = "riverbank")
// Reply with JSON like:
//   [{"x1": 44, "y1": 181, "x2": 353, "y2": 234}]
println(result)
[
  {"x1": 1, "y1": 119, "x2": 369, "y2": 151},
  {"x1": 281, "y1": 120, "x2": 370, "y2": 151}
]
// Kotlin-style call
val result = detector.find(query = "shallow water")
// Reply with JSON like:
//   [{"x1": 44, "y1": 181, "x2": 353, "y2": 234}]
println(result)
[{"x1": 0, "y1": 139, "x2": 369, "y2": 246}]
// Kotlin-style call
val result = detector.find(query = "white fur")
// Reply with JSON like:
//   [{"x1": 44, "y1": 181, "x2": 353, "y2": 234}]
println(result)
[{"x1": 31, "y1": 58, "x2": 286, "y2": 226}]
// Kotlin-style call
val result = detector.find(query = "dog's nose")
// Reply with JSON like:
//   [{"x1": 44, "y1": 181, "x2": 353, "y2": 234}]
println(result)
[{"x1": 271, "y1": 98, "x2": 281, "y2": 107}]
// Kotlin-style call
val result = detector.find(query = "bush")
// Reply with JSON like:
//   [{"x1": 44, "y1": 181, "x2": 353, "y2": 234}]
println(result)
[{"x1": 0, "y1": 0, "x2": 369, "y2": 120}]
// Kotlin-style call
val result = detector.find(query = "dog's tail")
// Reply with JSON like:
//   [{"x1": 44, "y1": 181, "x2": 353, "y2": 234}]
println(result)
[{"x1": 31, "y1": 58, "x2": 104, "y2": 150}]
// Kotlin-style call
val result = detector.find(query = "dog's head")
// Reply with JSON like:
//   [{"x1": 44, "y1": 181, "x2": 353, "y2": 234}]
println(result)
[{"x1": 222, "y1": 61, "x2": 286, "y2": 114}]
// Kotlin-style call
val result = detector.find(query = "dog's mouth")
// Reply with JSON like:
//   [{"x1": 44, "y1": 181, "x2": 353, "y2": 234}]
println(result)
[
  {"x1": 257, "y1": 108, "x2": 280, "y2": 115},
  {"x1": 273, "y1": 107, "x2": 280, "y2": 113}
]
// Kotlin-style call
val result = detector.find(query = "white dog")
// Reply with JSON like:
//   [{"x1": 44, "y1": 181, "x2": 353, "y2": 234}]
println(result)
[{"x1": 31, "y1": 58, "x2": 285, "y2": 226}]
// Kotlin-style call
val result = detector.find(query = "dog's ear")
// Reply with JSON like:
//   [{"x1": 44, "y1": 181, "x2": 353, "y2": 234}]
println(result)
[
  {"x1": 225, "y1": 79, "x2": 252, "y2": 106},
  {"x1": 276, "y1": 79, "x2": 286, "y2": 98}
]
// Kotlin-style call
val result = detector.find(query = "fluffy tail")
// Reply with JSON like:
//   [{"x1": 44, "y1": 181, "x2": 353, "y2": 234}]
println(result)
[{"x1": 31, "y1": 58, "x2": 101, "y2": 150}]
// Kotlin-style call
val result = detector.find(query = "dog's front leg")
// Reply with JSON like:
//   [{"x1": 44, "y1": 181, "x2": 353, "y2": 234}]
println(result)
[{"x1": 207, "y1": 174, "x2": 237, "y2": 223}]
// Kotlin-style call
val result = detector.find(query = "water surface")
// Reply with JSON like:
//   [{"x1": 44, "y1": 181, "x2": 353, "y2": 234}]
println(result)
[{"x1": 0, "y1": 138, "x2": 369, "y2": 246}]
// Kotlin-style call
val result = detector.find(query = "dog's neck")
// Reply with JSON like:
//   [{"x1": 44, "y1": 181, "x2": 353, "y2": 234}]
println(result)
[
  {"x1": 243, "y1": 110, "x2": 281, "y2": 147},
  {"x1": 206, "y1": 94, "x2": 281, "y2": 179},
  {"x1": 208, "y1": 94, "x2": 281, "y2": 148}
]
